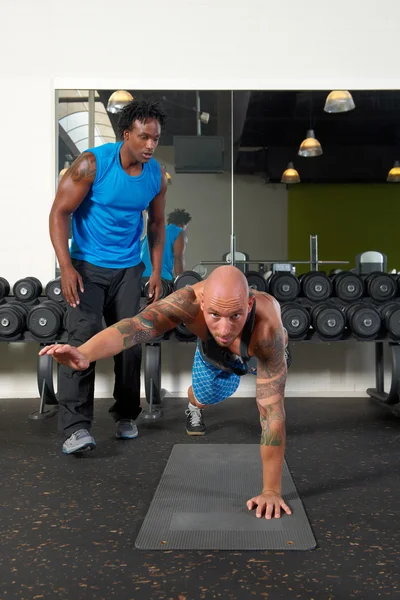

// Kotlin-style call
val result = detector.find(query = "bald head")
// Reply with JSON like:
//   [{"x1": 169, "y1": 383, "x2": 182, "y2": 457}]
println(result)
[
  {"x1": 201, "y1": 266, "x2": 253, "y2": 347},
  {"x1": 203, "y1": 266, "x2": 249, "y2": 302}
]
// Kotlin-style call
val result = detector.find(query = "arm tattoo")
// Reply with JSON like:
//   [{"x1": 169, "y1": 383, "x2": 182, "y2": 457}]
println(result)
[
  {"x1": 69, "y1": 153, "x2": 96, "y2": 183},
  {"x1": 111, "y1": 287, "x2": 199, "y2": 350},
  {"x1": 255, "y1": 328, "x2": 287, "y2": 446},
  {"x1": 259, "y1": 402, "x2": 285, "y2": 446}
]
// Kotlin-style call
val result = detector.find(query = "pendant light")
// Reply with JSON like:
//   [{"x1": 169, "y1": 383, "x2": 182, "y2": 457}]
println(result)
[
  {"x1": 324, "y1": 90, "x2": 355, "y2": 113},
  {"x1": 281, "y1": 162, "x2": 300, "y2": 184},
  {"x1": 107, "y1": 90, "x2": 134, "y2": 113},
  {"x1": 387, "y1": 160, "x2": 400, "y2": 183},
  {"x1": 298, "y1": 129, "x2": 323, "y2": 157}
]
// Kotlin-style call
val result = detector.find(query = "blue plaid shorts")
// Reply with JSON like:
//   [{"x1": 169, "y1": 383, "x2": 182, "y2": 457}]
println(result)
[{"x1": 192, "y1": 346, "x2": 247, "y2": 406}]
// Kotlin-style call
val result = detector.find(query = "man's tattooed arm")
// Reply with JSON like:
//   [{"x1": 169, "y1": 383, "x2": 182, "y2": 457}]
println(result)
[
  {"x1": 77, "y1": 287, "x2": 200, "y2": 362},
  {"x1": 254, "y1": 327, "x2": 287, "y2": 494}
]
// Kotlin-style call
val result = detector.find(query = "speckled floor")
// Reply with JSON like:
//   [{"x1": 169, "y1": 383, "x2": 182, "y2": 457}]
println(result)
[{"x1": 0, "y1": 395, "x2": 399, "y2": 600}]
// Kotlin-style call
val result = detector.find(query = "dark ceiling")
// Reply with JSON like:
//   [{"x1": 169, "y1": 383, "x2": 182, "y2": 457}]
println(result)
[{"x1": 60, "y1": 90, "x2": 400, "y2": 183}]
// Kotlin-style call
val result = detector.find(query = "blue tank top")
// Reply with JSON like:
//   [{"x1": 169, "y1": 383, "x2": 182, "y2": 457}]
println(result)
[
  {"x1": 70, "y1": 142, "x2": 161, "y2": 268},
  {"x1": 140, "y1": 224, "x2": 182, "y2": 280}
]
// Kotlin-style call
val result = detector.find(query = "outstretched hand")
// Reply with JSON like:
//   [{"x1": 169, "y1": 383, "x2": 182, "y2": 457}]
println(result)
[
  {"x1": 38, "y1": 344, "x2": 90, "y2": 371},
  {"x1": 246, "y1": 491, "x2": 291, "y2": 519}
]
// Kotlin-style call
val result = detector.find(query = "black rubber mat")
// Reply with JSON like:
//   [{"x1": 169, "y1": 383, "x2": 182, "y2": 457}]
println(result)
[{"x1": 135, "y1": 444, "x2": 316, "y2": 550}]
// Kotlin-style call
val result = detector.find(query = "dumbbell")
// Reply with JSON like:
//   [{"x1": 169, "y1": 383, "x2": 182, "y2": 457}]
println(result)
[
  {"x1": 311, "y1": 303, "x2": 346, "y2": 340},
  {"x1": 45, "y1": 278, "x2": 65, "y2": 303},
  {"x1": 379, "y1": 303, "x2": 400, "y2": 339},
  {"x1": 143, "y1": 278, "x2": 173, "y2": 300},
  {"x1": 0, "y1": 301, "x2": 29, "y2": 339},
  {"x1": 26, "y1": 300, "x2": 66, "y2": 340},
  {"x1": 175, "y1": 323, "x2": 197, "y2": 342},
  {"x1": 0, "y1": 277, "x2": 10, "y2": 301},
  {"x1": 330, "y1": 271, "x2": 364, "y2": 302},
  {"x1": 281, "y1": 303, "x2": 310, "y2": 340},
  {"x1": 268, "y1": 272, "x2": 300, "y2": 302},
  {"x1": 300, "y1": 271, "x2": 333, "y2": 302},
  {"x1": 174, "y1": 270, "x2": 203, "y2": 290},
  {"x1": 13, "y1": 277, "x2": 43, "y2": 303},
  {"x1": 364, "y1": 272, "x2": 397, "y2": 303},
  {"x1": 345, "y1": 303, "x2": 382, "y2": 340},
  {"x1": 245, "y1": 271, "x2": 266, "y2": 292}
]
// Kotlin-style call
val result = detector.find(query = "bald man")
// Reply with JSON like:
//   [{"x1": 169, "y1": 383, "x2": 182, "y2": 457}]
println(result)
[{"x1": 39, "y1": 266, "x2": 291, "y2": 519}]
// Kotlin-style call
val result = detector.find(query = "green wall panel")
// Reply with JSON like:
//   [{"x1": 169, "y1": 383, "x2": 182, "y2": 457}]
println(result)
[{"x1": 288, "y1": 184, "x2": 400, "y2": 274}]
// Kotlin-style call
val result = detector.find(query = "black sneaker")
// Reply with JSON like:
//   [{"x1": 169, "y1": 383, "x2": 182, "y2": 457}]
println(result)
[{"x1": 185, "y1": 406, "x2": 206, "y2": 436}]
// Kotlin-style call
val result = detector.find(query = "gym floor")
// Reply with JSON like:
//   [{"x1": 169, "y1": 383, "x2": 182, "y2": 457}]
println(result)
[{"x1": 0, "y1": 396, "x2": 399, "y2": 600}]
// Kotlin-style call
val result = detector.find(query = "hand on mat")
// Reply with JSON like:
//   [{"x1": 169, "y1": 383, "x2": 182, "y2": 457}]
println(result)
[
  {"x1": 246, "y1": 491, "x2": 291, "y2": 519},
  {"x1": 38, "y1": 344, "x2": 90, "y2": 371}
]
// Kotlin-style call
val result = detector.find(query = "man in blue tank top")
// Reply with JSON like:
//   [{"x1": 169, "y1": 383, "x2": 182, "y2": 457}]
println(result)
[
  {"x1": 140, "y1": 208, "x2": 192, "y2": 281},
  {"x1": 49, "y1": 99, "x2": 168, "y2": 454}
]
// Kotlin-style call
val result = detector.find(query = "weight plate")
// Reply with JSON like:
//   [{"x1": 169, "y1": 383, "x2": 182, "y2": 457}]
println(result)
[
  {"x1": 269, "y1": 273, "x2": 300, "y2": 302},
  {"x1": 281, "y1": 304, "x2": 310, "y2": 339},
  {"x1": 302, "y1": 273, "x2": 333, "y2": 302},
  {"x1": 245, "y1": 271, "x2": 266, "y2": 292},
  {"x1": 312, "y1": 305, "x2": 345, "y2": 338},
  {"x1": 0, "y1": 305, "x2": 24, "y2": 337},
  {"x1": 45, "y1": 278, "x2": 64, "y2": 303},
  {"x1": 14, "y1": 277, "x2": 42, "y2": 302},
  {"x1": 334, "y1": 272, "x2": 364, "y2": 302},
  {"x1": 348, "y1": 305, "x2": 381, "y2": 338},
  {"x1": 174, "y1": 271, "x2": 202, "y2": 290},
  {"x1": 367, "y1": 274, "x2": 396, "y2": 302},
  {"x1": 380, "y1": 303, "x2": 400, "y2": 338},
  {"x1": 27, "y1": 305, "x2": 62, "y2": 339},
  {"x1": 0, "y1": 277, "x2": 10, "y2": 300},
  {"x1": 144, "y1": 278, "x2": 172, "y2": 300}
]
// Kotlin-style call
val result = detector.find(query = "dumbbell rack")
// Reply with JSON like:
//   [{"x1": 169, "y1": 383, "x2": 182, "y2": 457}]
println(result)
[{"x1": 0, "y1": 331, "x2": 68, "y2": 420}]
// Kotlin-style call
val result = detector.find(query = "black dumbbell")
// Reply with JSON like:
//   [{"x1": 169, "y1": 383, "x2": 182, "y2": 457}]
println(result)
[
  {"x1": 13, "y1": 276, "x2": 43, "y2": 303},
  {"x1": 143, "y1": 278, "x2": 173, "y2": 300},
  {"x1": 281, "y1": 303, "x2": 310, "y2": 340},
  {"x1": 26, "y1": 300, "x2": 66, "y2": 340},
  {"x1": 379, "y1": 303, "x2": 400, "y2": 339},
  {"x1": 364, "y1": 272, "x2": 397, "y2": 302},
  {"x1": 0, "y1": 301, "x2": 29, "y2": 339},
  {"x1": 175, "y1": 323, "x2": 197, "y2": 342},
  {"x1": 311, "y1": 303, "x2": 346, "y2": 340},
  {"x1": 174, "y1": 270, "x2": 203, "y2": 290},
  {"x1": 245, "y1": 271, "x2": 266, "y2": 292},
  {"x1": 331, "y1": 271, "x2": 364, "y2": 302},
  {"x1": 300, "y1": 271, "x2": 333, "y2": 302},
  {"x1": 268, "y1": 272, "x2": 300, "y2": 302},
  {"x1": 345, "y1": 303, "x2": 382, "y2": 339},
  {"x1": 45, "y1": 278, "x2": 65, "y2": 303},
  {"x1": 0, "y1": 277, "x2": 10, "y2": 301}
]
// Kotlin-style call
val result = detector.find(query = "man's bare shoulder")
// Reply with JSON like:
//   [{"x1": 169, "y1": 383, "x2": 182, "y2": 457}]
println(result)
[{"x1": 250, "y1": 292, "x2": 283, "y2": 359}]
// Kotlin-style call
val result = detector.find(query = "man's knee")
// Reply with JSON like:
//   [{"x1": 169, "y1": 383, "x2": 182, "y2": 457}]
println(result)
[{"x1": 188, "y1": 385, "x2": 206, "y2": 409}]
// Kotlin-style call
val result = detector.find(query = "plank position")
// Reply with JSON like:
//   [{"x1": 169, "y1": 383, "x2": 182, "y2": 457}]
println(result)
[{"x1": 39, "y1": 266, "x2": 292, "y2": 519}]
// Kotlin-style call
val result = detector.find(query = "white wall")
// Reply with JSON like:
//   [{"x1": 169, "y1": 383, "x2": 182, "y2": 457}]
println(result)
[{"x1": 0, "y1": 0, "x2": 399, "y2": 398}]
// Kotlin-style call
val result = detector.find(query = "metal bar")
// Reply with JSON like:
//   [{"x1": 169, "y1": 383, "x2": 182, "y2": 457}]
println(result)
[
  {"x1": 310, "y1": 234, "x2": 318, "y2": 271},
  {"x1": 88, "y1": 90, "x2": 95, "y2": 148},
  {"x1": 375, "y1": 342, "x2": 384, "y2": 393},
  {"x1": 196, "y1": 91, "x2": 201, "y2": 136},
  {"x1": 230, "y1": 90, "x2": 235, "y2": 266},
  {"x1": 201, "y1": 260, "x2": 350, "y2": 265}
]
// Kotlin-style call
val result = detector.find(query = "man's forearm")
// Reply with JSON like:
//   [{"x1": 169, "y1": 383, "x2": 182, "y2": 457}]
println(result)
[
  {"x1": 174, "y1": 256, "x2": 184, "y2": 277},
  {"x1": 148, "y1": 220, "x2": 165, "y2": 275},
  {"x1": 78, "y1": 318, "x2": 155, "y2": 363},
  {"x1": 49, "y1": 210, "x2": 72, "y2": 268},
  {"x1": 77, "y1": 289, "x2": 198, "y2": 363},
  {"x1": 257, "y1": 393, "x2": 286, "y2": 494},
  {"x1": 260, "y1": 437, "x2": 285, "y2": 494}
]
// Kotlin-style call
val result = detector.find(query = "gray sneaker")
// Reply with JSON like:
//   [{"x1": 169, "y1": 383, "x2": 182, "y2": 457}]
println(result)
[
  {"x1": 62, "y1": 429, "x2": 96, "y2": 454},
  {"x1": 116, "y1": 419, "x2": 138, "y2": 440}
]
